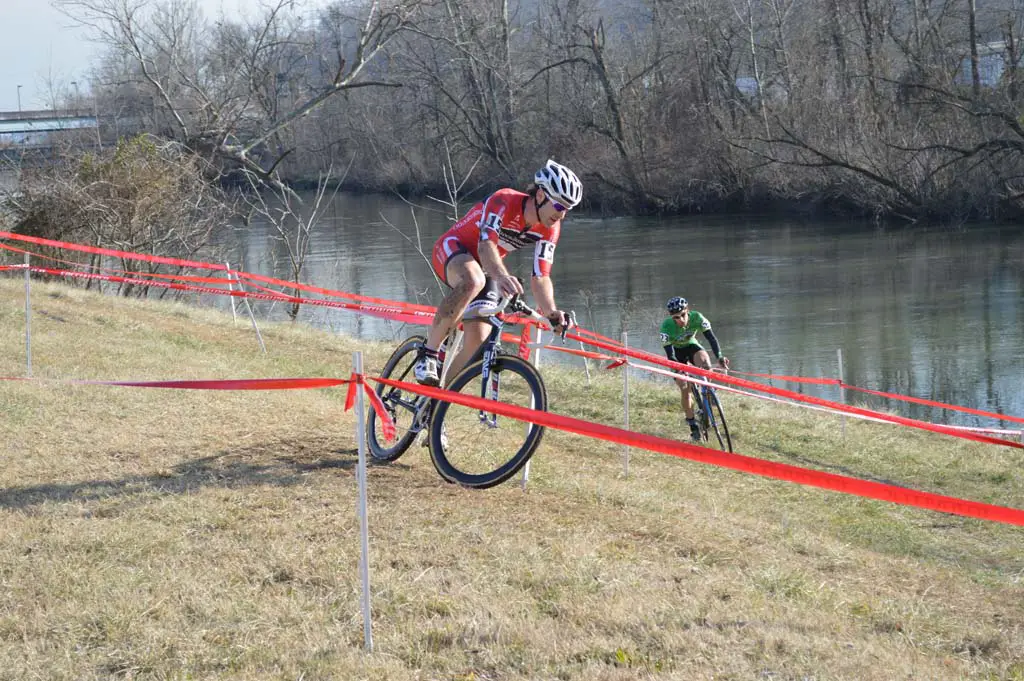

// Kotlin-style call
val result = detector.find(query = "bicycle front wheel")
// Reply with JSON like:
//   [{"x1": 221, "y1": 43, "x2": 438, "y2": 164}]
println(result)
[
  {"x1": 367, "y1": 335, "x2": 429, "y2": 462},
  {"x1": 704, "y1": 388, "x2": 733, "y2": 452},
  {"x1": 689, "y1": 383, "x2": 707, "y2": 440},
  {"x1": 429, "y1": 354, "x2": 547, "y2": 489}
]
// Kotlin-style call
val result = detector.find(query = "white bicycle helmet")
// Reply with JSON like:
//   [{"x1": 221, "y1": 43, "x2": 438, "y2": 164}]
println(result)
[{"x1": 534, "y1": 159, "x2": 583, "y2": 209}]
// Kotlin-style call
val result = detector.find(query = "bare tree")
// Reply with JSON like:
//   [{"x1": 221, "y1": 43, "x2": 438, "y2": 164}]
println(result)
[
  {"x1": 6, "y1": 135, "x2": 231, "y2": 295},
  {"x1": 240, "y1": 159, "x2": 348, "y2": 319},
  {"x1": 396, "y1": 0, "x2": 523, "y2": 180},
  {"x1": 39, "y1": 0, "x2": 1024, "y2": 223},
  {"x1": 57, "y1": 0, "x2": 424, "y2": 201}
]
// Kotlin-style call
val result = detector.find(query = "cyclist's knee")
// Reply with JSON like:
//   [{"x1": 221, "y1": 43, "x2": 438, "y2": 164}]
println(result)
[
  {"x1": 447, "y1": 258, "x2": 486, "y2": 295},
  {"x1": 453, "y1": 276, "x2": 485, "y2": 303}
]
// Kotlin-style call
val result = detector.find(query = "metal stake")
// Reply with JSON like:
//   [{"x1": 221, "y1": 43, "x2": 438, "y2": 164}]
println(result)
[
  {"x1": 837, "y1": 348, "x2": 846, "y2": 439},
  {"x1": 622, "y1": 331, "x2": 630, "y2": 477},
  {"x1": 353, "y1": 352, "x2": 374, "y2": 652},
  {"x1": 24, "y1": 253, "x2": 31, "y2": 377},
  {"x1": 233, "y1": 267, "x2": 266, "y2": 353},
  {"x1": 521, "y1": 324, "x2": 539, "y2": 490},
  {"x1": 225, "y1": 260, "x2": 238, "y2": 324}
]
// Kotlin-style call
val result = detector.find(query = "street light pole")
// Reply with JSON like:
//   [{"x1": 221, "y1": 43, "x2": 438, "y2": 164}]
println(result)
[{"x1": 17, "y1": 84, "x2": 22, "y2": 113}]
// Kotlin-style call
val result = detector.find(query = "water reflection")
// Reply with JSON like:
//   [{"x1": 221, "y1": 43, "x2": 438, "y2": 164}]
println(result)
[{"x1": 216, "y1": 193, "x2": 1024, "y2": 428}]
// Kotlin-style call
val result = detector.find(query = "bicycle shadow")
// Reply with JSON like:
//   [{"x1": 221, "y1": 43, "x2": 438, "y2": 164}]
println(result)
[
  {"x1": 0, "y1": 436, "x2": 412, "y2": 512},
  {"x1": 759, "y1": 441, "x2": 915, "y2": 490}
]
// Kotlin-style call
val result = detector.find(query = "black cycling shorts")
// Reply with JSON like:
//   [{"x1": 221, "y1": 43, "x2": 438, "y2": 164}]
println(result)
[{"x1": 668, "y1": 344, "x2": 703, "y2": 365}]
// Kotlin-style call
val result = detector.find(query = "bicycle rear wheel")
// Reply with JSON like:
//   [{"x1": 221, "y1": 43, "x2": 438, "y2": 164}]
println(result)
[
  {"x1": 367, "y1": 335, "x2": 429, "y2": 462},
  {"x1": 704, "y1": 388, "x2": 733, "y2": 452},
  {"x1": 429, "y1": 354, "x2": 547, "y2": 488}
]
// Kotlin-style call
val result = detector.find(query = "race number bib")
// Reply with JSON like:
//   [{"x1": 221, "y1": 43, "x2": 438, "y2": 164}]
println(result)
[
  {"x1": 538, "y1": 241, "x2": 556, "y2": 262},
  {"x1": 480, "y1": 211, "x2": 503, "y2": 240}
]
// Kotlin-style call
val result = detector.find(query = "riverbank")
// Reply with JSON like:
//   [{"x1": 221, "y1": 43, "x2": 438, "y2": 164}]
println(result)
[
  {"x1": 281, "y1": 168, "x2": 1024, "y2": 224},
  {"x1": 1, "y1": 277, "x2": 1021, "y2": 680},
  {"x1": 290, "y1": 175, "x2": 906, "y2": 222}
]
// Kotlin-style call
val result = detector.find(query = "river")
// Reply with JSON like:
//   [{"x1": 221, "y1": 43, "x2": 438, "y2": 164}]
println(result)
[{"x1": 216, "y1": 192, "x2": 1024, "y2": 429}]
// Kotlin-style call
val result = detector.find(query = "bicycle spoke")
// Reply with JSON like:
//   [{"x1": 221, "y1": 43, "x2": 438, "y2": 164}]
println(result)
[
  {"x1": 430, "y1": 355, "x2": 547, "y2": 488},
  {"x1": 443, "y1": 368, "x2": 537, "y2": 474}
]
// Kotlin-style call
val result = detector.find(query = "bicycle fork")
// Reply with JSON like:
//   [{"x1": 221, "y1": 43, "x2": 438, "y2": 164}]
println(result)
[
  {"x1": 699, "y1": 387, "x2": 712, "y2": 429},
  {"x1": 478, "y1": 345, "x2": 500, "y2": 427},
  {"x1": 690, "y1": 385, "x2": 709, "y2": 440}
]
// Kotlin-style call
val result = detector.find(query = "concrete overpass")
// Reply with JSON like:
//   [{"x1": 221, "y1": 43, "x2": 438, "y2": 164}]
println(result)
[{"x1": 0, "y1": 109, "x2": 99, "y2": 150}]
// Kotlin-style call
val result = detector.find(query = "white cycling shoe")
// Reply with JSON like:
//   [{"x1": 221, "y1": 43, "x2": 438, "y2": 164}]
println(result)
[{"x1": 413, "y1": 356, "x2": 440, "y2": 386}]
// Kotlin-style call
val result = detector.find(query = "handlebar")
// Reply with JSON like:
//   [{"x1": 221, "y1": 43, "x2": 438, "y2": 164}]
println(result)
[
  {"x1": 502, "y1": 294, "x2": 540, "y2": 319},
  {"x1": 498, "y1": 295, "x2": 577, "y2": 342}
]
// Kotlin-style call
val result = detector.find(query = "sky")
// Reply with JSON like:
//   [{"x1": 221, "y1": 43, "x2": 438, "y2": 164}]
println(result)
[{"x1": 0, "y1": 0, "x2": 328, "y2": 113}]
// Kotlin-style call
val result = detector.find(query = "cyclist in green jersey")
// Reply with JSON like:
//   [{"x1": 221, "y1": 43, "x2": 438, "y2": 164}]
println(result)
[{"x1": 660, "y1": 296, "x2": 730, "y2": 442}]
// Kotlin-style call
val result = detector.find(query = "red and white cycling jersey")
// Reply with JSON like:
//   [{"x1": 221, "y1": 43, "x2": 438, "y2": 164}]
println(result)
[{"x1": 431, "y1": 188, "x2": 561, "y2": 282}]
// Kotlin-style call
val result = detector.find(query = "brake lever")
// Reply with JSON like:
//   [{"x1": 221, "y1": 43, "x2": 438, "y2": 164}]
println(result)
[{"x1": 559, "y1": 310, "x2": 577, "y2": 343}]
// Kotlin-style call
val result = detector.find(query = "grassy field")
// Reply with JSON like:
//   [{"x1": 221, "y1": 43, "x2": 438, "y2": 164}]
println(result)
[{"x1": 0, "y1": 276, "x2": 1022, "y2": 681}]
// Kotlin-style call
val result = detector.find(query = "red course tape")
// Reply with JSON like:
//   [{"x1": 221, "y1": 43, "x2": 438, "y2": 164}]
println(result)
[
  {"x1": 375, "y1": 376, "x2": 1024, "y2": 526},
  {"x1": 573, "y1": 334, "x2": 1023, "y2": 449},
  {"x1": 41, "y1": 375, "x2": 398, "y2": 442},
  {"x1": 7, "y1": 231, "x2": 1022, "y2": 522}
]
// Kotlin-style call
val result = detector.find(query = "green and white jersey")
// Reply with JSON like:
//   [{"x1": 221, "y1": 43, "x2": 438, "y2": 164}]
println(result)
[{"x1": 659, "y1": 311, "x2": 712, "y2": 349}]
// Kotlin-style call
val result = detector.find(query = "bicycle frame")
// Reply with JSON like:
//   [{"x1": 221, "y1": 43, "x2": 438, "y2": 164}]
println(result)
[
  {"x1": 368, "y1": 294, "x2": 572, "y2": 480},
  {"x1": 458, "y1": 295, "x2": 570, "y2": 426},
  {"x1": 472, "y1": 309, "x2": 517, "y2": 428},
  {"x1": 696, "y1": 385, "x2": 718, "y2": 429},
  {"x1": 412, "y1": 296, "x2": 542, "y2": 430},
  {"x1": 688, "y1": 376, "x2": 732, "y2": 452}
]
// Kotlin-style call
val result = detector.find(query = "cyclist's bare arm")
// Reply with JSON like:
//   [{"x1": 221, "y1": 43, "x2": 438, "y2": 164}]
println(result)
[
  {"x1": 530, "y1": 274, "x2": 575, "y2": 333},
  {"x1": 478, "y1": 240, "x2": 522, "y2": 297},
  {"x1": 530, "y1": 275, "x2": 556, "y2": 316}
]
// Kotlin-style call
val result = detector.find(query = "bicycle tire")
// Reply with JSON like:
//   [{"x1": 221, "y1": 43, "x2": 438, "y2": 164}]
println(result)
[
  {"x1": 705, "y1": 388, "x2": 733, "y2": 452},
  {"x1": 428, "y1": 354, "x2": 547, "y2": 488},
  {"x1": 366, "y1": 335, "x2": 429, "y2": 462}
]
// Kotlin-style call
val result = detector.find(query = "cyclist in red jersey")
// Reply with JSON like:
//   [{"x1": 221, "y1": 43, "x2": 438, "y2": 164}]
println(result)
[{"x1": 413, "y1": 159, "x2": 583, "y2": 385}]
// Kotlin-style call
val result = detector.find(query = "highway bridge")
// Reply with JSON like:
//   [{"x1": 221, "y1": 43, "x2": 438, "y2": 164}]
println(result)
[{"x1": 0, "y1": 109, "x2": 100, "y2": 157}]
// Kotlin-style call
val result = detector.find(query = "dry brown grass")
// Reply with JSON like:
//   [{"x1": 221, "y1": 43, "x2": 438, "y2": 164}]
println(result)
[{"x1": 1, "y1": 276, "x2": 1022, "y2": 681}]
